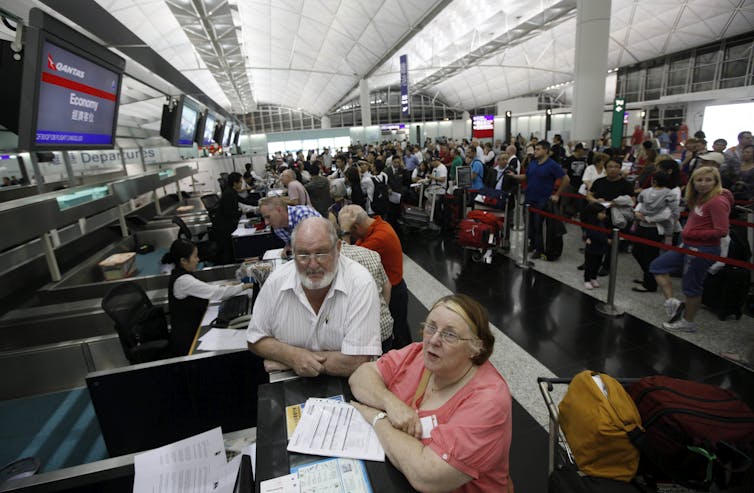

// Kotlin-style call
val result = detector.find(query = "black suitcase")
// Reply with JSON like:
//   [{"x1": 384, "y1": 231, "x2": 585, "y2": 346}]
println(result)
[
  {"x1": 549, "y1": 465, "x2": 643, "y2": 493},
  {"x1": 403, "y1": 205, "x2": 430, "y2": 228},
  {"x1": 441, "y1": 191, "x2": 464, "y2": 231},
  {"x1": 702, "y1": 265, "x2": 749, "y2": 320},
  {"x1": 543, "y1": 203, "x2": 566, "y2": 261}
]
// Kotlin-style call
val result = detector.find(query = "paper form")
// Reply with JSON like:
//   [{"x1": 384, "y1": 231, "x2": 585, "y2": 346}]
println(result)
[
  {"x1": 287, "y1": 399, "x2": 385, "y2": 462},
  {"x1": 132, "y1": 427, "x2": 235, "y2": 493},
  {"x1": 196, "y1": 328, "x2": 249, "y2": 351}
]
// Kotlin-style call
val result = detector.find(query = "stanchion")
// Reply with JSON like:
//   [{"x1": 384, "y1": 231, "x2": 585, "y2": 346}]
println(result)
[
  {"x1": 516, "y1": 204, "x2": 531, "y2": 269},
  {"x1": 596, "y1": 228, "x2": 625, "y2": 316},
  {"x1": 513, "y1": 188, "x2": 524, "y2": 231}
]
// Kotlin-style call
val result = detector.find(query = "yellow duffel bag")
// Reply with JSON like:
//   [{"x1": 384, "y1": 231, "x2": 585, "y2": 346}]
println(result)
[{"x1": 558, "y1": 370, "x2": 644, "y2": 482}]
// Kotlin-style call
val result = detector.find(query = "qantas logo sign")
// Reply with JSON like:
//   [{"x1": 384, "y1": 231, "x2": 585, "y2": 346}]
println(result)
[{"x1": 46, "y1": 54, "x2": 86, "y2": 79}]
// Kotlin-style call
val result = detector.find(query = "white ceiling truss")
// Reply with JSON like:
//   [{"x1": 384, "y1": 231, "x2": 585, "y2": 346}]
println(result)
[{"x1": 0, "y1": 0, "x2": 753, "y2": 140}]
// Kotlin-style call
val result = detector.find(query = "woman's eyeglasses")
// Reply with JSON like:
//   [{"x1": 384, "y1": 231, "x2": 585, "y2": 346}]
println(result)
[{"x1": 420, "y1": 322, "x2": 476, "y2": 344}]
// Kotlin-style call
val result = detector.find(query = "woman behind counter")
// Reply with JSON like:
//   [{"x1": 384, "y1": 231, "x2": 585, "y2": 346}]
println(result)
[
  {"x1": 349, "y1": 294, "x2": 512, "y2": 493},
  {"x1": 165, "y1": 239, "x2": 253, "y2": 356}
]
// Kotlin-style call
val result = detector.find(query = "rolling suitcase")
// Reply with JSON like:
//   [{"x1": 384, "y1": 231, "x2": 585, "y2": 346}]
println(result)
[
  {"x1": 702, "y1": 265, "x2": 749, "y2": 320},
  {"x1": 403, "y1": 205, "x2": 430, "y2": 228}
]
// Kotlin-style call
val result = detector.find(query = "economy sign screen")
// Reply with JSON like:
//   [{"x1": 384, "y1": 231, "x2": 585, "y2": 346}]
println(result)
[
  {"x1": 35, "y1": 41, "x2": 120, "y2": 147},
  {"x1": 472, "y1": 115, "x2": 494, "y2": 139},
  {"x1": 203, "y1": 114, "x2": 216, "y2": 146}
]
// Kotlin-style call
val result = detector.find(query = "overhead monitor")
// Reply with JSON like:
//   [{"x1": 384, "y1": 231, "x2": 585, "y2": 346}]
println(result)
[
  {"x1": 233, "y1": 127, "x2": 241, "y2": 146},
  {"x1": 472, "y1": 115, "x2": 494, "y2": 139},
  {"x1": 213, "y1": 120, "x2": 225, "y2": 145},
  {"x1": 221, "y1": 123, "x2": 232, "y2": 147},
  {"x1": 17, "y1": 8, "x2": 125, "y2": 151},
  {"x1": 202, "y1": 113, "x2": 216, "y2": 146},
  {"x1": 159, "y1": 96, "x2": 199, "y2": 147}
]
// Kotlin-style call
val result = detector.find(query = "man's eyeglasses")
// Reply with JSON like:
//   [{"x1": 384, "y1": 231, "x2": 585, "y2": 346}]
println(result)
[
  {"x1": 420, "y1": 322, "x2": 476, "y2": 344},
  {"x1": 293, "y1": 251, "x2": 334, "y2": 264}
]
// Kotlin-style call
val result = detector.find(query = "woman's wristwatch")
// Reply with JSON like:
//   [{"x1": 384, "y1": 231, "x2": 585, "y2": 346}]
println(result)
[{"x1": 371, "y1": 412, "x2": 387, "y2": 427}]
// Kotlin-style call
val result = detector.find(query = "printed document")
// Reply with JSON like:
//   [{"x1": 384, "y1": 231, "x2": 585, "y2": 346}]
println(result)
[
  {"x1": 197, "y1": 328, "x2": 249, "y2": 351},
  {"x1": 287, "y1": 398, "x2": 384, "y2": 462},
  {"x1": 133, "y1": 427, "x2": 239, "y2": 493}
]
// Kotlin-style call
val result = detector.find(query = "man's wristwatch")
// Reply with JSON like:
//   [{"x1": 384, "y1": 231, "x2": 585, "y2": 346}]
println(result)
[{"x1": 371, "y1": 412, "x2": 387, "y2": 427}]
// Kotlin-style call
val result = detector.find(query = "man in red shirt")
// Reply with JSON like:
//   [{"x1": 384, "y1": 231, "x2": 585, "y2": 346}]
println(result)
[{"x1": 339, "y1": 205, "x2": 409, "y2": 350}]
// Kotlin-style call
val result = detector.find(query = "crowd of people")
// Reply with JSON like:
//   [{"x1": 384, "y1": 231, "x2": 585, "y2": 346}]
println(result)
[{"x1": 155, "y1": 126, "x2": 752, "y2": 491}]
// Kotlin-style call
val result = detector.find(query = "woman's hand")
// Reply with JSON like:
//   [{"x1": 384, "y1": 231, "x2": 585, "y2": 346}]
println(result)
[{"x1": 385, "y1": 399, "x2": 422, "y2": 438}]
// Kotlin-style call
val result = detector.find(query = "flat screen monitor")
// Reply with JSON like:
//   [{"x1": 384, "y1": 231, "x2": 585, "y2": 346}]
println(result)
[
  {"x1": 233, "y1": 127, "x2": 241, "y2": 146},
  {"x1": 202, "y1": 113, "x2": 216, "y2": 146},
  {"x1": 177, "y1": 97, "x2": 199, "y2": 147},
  {"x1": 17, "y1": 9, "x2": 124, "y2": 151},
  {"x1": 221, "y1": 123, "x2": 232, "y2": 147},
  {"x1": 213, "y1": 121, "x2": 225, "y2": 145}
]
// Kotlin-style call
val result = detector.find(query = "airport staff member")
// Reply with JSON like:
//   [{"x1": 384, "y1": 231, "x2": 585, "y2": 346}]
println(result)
[
  {"x1": 259, "y1": 196, "x2": 321, "y2": 257},
  {"x1": 338, "y1": 205, "x2": 410, "y2": 349},
  {"x1": 214, "y1": 172, "x2": 256, "y2": 263},
  {"x1": 246, "y1": 217, "x2": 381, "y2": 377},
  {"x1": 166, "y1": 239, "x2": 253, "y2": 357}
]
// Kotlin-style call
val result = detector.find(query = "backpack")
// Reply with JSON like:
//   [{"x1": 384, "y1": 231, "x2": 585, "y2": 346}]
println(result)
[
  {"x1": 629, "y1": 375, "x2": 754, "y2": 489},
  {"x1": 483, "y1": 165, "x2": 498, "y2": 188},
  {"x1": 371, "y1": 176, "x2": 389, "y2": 216},
  {"x1": 466, "y1": 210, "x2": 504, "y2": 231},
  {"x1": 558, "y1": 370, "x2": 644, "y2": 482}
]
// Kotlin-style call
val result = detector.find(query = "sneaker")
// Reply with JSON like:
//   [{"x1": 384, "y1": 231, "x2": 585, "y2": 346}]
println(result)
[
  {"x1": 663, "y1": 319, "x2": 696, "y2": 333},
  {"x1": 668, "y1": 301, "x2": 686, "y2": 323},
  {"x1": 598, "y1": 267, "x2": 609, "y2": 277},
  {"x1": 584, "y1": 281, "x2": 594, "y2": 290},
  {"x1": 664, "y1": 297, "x2": 682, "y2": 319},
  {"x1": 590, "y1": 279, "x2": 600, "y2": 288}
]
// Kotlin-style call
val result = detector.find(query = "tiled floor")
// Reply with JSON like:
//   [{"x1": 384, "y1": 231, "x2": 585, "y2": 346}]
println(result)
[{"x1": 399, "y1": 226, "x2": 754, "y2": 492}]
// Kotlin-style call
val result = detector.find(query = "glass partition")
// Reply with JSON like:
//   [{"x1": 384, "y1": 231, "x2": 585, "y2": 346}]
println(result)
[{"x1": 55, "y1": 185, "x2": 110, "y2": 211}]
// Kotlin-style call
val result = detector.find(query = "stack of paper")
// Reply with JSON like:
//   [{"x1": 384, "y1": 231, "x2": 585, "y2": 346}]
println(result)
[
  {"x1": 287, "y1": 398, "x2": 385, "y2": 462},
  {"x1": 197, "y1": 328, "x2": 249, "y2": 351},
  {"x1": 133, "y1": 427, "x2": 243, "y2": 493}
]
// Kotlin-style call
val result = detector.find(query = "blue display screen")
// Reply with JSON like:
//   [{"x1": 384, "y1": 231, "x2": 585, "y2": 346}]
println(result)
[{"x1": 35, "y1": 40, "x2": 120, "y2": 146}]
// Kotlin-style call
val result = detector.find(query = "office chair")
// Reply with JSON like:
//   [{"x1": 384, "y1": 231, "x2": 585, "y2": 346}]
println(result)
[
  {"x1": 101, "y1": 282, "x2": 170, "y2": 364},
  {"x1": 171, "y1": 216, "x2": 218, "y2": 263}
]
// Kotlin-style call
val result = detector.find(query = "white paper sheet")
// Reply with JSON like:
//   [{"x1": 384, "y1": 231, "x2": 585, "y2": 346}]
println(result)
[
  {"x1": 259, "y1": 473, "x2": 300, "y2": 493},
  {"x1": 201, "y1": 305, "x2": 220, "y2": 327},
  {"x1": 197, "y1": 328, "x2": 249, "y2": 351},
  {"x1": 287, "y1": 399, "x2": 385, "y2": 462},
  {"x1": 263, "y1": 248, "x2": 285, "y2": 260},
  {"x1": 133, "y1": 427, "x2": 230, "y2": 493}
]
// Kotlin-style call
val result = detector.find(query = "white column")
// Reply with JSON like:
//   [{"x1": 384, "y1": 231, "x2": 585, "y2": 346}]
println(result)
[
  {"x1": 359, "y1": 79, "x2": 371, "y2": 127},
  {"x1": 321, "y1": 116, "x2": 331, "y2": 129},
  {"x1": 571, "y1": 0, "x2": 611, "y2": 142}
]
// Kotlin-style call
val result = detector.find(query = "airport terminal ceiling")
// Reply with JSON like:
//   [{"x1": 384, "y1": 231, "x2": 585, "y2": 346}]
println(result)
[{"x1": 0, "y1": 0, "x2": 753, "y2": 140}]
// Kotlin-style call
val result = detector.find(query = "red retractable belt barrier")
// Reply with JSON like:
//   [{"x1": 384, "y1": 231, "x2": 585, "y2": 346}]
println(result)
[{"x1": 529, "y1": 206, "x2": 754, "y2": 271}]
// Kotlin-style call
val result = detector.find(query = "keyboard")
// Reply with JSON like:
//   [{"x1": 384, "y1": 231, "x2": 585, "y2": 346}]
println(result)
[{"x1": 215, "y1": 295, "x2": 251, "y2": 328}]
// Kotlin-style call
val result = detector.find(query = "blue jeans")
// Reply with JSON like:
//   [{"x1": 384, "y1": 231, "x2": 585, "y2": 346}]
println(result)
[{"x1": 649, "y1": 243, "x2": 720, "y2": 297}]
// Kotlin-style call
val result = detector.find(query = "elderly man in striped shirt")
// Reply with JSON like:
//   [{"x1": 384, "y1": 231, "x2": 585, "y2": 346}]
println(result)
[{"x1": 246, "y1": 217, "x2": 382, "y2": 377}]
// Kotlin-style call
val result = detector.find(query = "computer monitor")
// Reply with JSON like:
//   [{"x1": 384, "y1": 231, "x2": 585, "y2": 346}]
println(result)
[
  {"x1": 86, "y1": 350, "x2": 268, "y2": 457},
  {"x1": 17, "y1": 8, "x2": 125, "y2": 151}
]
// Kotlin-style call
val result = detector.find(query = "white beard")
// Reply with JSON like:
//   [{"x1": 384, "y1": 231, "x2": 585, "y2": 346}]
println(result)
[{"x1": 298, "y1": 261, "x2": 338, "y2": 290}]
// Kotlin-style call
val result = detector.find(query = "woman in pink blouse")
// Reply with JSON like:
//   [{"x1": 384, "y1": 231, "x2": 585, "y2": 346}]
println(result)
[{"x1": 349, "y1": 294, "x2": 512, "y2": 493}]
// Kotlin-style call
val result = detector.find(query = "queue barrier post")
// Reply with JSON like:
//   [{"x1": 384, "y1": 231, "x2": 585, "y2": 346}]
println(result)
[
  {"x1": 596, "y1": 228, "x2": 625, "y2": 317},
  {"x1": 513, "y1": 188, "x2": 524, "y2": 231},
  {"x1": 516, "y1": 204, "x2": 532, "y2": 270}
]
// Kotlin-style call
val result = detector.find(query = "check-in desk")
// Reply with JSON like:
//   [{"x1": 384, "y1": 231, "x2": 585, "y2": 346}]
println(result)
[
  {"x1": 255, "y1": 375, "x2": 416, "y2": 493},
  {"x1": 231, "y1": 221, "x2": 284, "y2": 260}
]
